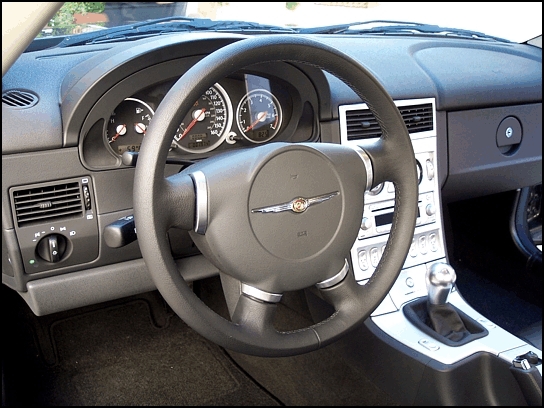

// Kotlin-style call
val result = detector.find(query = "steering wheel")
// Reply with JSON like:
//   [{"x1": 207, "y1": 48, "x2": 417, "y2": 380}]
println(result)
[{"x1": 133, "y1": 35, "x2": 418, "y2": 357}]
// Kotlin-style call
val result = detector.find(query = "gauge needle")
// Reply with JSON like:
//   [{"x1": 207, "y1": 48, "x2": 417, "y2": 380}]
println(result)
[
  {"x1": 134, "y1": 123, "x2": 147, "y2": 134},
  {"x1": 245, "y1": 111, "x2": 267, "y2": 132},
  {"x1": 110, "y1": 124, "x2": 127, "y2": 142},
  {"x1": 179, "y1": 108, "x2": 206, "y2": 140}
]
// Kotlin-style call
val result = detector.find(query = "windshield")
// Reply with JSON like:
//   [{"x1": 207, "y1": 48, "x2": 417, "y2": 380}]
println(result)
[{"x1": 40, "y1": 2, "x2": 542, "y2": 44}]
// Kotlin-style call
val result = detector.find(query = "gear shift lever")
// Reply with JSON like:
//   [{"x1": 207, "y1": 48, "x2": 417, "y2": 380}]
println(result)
[
  {"x1": 426, "y1": 262, "x2": 456, "y2": 305},
  {"x1": 424, "y1": 262, "x2": 472, "y2": 342},
  {"x1": 403, "y1": 262, "x2": 487, "y2": 345}
]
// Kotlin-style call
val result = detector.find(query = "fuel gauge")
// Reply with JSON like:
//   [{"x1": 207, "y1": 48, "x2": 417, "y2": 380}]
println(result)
[
  {"x1": 106, "y1": 97, "x2": 154, "y2": 156},
  {"x1": 236, "y1": 89, "x2": 282, "y2": 143}
]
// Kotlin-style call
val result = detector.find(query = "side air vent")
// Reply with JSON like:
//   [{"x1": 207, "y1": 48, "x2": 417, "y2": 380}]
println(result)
[
  {"x1": 12, "y1": 181, "x2": 84, "y2": 227},
  {"x1": 344, "y1": 102, "x2": 434, "y2": 141},
  {"x1": 2, "y1": 90, "x2": 39, "y2": 109}
]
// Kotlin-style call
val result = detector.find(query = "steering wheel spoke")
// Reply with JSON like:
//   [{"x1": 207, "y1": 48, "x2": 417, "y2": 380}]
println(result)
[
  {"x1": 231, "y1": 290, "x2": 279, "y2": 337},
  {"x1": 161, "y1": 172, "x2": 196, "y2": 231}
]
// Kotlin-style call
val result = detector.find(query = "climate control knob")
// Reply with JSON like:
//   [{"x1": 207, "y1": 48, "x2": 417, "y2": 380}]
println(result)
[
  {"x1": 426, "y1": 204, "x2": 436, "y2": 216},
  {"x1": 361, "y1": 217, "x2": 372, "y2": 230}
]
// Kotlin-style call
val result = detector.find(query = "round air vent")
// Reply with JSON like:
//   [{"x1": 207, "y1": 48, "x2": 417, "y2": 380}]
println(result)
[{"x1": 2, "y1": 89, "x2": 39, "y2": 108}]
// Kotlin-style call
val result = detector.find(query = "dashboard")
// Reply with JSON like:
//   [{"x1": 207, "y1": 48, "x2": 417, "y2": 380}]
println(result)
[{"x1": 2, "y1": 32, "x2": 542, "y2": 339}]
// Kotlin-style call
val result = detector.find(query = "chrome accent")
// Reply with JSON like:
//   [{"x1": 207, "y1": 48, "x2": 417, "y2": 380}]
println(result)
[
  {"x1": 351, "y1": 146, "x2": 373, "y2": 191},
  {"x1": 426, "y1": 262, "x2": 456, "y2": 305},
  {"x1": 316, "y1": 259, "x2": 349, "y2": 289},
  {"x1": 189, "y1": 171, "x2": 208, "y2": 234},
  {"x1": 241, "y1": 283, "x2": 282, "y2": 303},
  {"x1": 251, "y1": 191, "x2": 339, "y2": 214}
]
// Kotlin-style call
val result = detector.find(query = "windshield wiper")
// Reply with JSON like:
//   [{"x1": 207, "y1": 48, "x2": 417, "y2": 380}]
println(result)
[
  {"x1": 54, "y1": 16, "x2": 297, "y2": 48},
  {"x1": 299, "y1": 20, "x2": 511, "y2": 43}
]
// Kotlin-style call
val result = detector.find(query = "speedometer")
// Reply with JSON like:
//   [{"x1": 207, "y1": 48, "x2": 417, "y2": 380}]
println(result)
[{"x1": 172, "y1": 83, "x2": 232, "y2": 154}]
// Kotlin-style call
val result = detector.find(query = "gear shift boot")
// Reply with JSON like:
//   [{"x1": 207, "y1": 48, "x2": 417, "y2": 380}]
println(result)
[
  {"x1": 403, "y1": 262, "x2": 489, "y2": 346},
  {"x1": 403, "y1": 298, "x2": 489, "y2": 346}
]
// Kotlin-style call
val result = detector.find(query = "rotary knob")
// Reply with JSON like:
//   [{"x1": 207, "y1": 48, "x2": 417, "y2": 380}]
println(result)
[
  {"x1": 36, "y1": 234, "x2": 68, "y2": 263},
  {"x1": 361, "y1": 217, "x2": 372, "y2": 230}
]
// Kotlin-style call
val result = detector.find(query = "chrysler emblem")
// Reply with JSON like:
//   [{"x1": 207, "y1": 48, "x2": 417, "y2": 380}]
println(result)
[{"x1": 251, "y1": 191, "x2": 339, "y2": 214}]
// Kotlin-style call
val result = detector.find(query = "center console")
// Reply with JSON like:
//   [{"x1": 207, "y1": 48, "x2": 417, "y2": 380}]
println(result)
[{"x1": 339, "y1": 98, "x2": 542, "y2": 376}]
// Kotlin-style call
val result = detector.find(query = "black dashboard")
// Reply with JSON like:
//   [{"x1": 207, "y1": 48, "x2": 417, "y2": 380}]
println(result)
[{"x1": 2, "y1": 32, "x2": 542, "y2": 316}]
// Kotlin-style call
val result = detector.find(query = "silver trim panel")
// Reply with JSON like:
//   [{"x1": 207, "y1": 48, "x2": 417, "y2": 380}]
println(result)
[
  {"x1": 241, "y1": 283, "x2": 282, "y2": 303},
  {"x1": 351, "y1": 146, "x2": 373, "y2": 191},
  {"x1": 316, "y1": 259, "x2": 349, "y2": 289},
  {"x1": 190, "y1": 170, "x2": 208, "y2": 234}
]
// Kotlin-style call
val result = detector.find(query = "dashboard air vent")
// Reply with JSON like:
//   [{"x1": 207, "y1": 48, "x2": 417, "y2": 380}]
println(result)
[
  {"x1": 12, "y1": 181, "x2": 84, "y2": 227},
  {"x1": 2, "y1": 90, "x2": 39, "y2": 109},
  {"x1": 345, "y1": 102, "x2": 434, "y2": 141}
]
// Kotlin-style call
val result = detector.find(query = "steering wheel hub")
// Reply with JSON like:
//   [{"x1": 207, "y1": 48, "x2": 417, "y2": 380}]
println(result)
[{"x1": 249, "y1": 148, "x2": 343, "y2": 260}]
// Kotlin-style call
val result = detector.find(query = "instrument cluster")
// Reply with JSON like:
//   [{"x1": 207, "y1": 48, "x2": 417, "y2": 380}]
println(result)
[{"x1": 103, "y1": 73, "x2": 293, "y2": 161}]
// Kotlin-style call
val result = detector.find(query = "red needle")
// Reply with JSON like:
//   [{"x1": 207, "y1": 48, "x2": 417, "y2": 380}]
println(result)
[
  {"x1": 245, "y1": 111, "x2": 267, "y2": 132},
  {"x1": 135, "y1": 123, "x2": 146, "y2": 134},
  {"x1": 111, "y1": 124, "x2": 126, "y2": 142},
  {"x1": 180, "y1": 108, "x2": 206, "y2": 140}
]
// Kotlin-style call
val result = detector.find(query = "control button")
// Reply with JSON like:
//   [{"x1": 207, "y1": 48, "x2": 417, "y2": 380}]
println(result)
[
  {"x1": 82, "y1": 184, "x2": 92, "y2": 210},
  {"x1": 387, "y1": 182, "x2": 395, "y2": 193},
  {"x1": 426, "y1": 203, "x2": 436, "y2": 216},
  {"x1": 358, "y1": 250, "x2": 369, "y2": 271},
  {"x1": 410, "y1": 238, "x2": 418, "y2": 258},
  {"x1": 418, "y1": 235, "x2": 428, "y2": 255},
  {"x1": 361, "y1": 217, "x2": 372, "y2": 231},
  {"x1": 426, "y1": 159, "x2": 435, "y2": 180},
  {"x1": 405, "y1": 277, "x2": 415, "y2": 288},
  {"x1": 357, "y1": 279, "x2": 370, "y2": 286},
  {"x1": 370, "y1": 247, "x2": 380, "y2": 267},
  {"x1": 429, "y1": 233, "x2": 438, "y2": 252},
  {"x1": 368, "y1": 183, "x2": 384, "y2": 196},
  {"x1": 418, "y1": 339, "x2": 440, "y2": 351},
  {"x1": 477, "y1": 318, "x2": 496, "y2": 329}
]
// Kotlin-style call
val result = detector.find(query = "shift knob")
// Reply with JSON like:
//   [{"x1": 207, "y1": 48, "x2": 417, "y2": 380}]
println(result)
[{"x1": 426, "y1": 262, "x2": 456, "y2": 305}]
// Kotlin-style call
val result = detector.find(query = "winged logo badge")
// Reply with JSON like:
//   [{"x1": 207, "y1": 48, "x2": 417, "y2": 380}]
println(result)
[{"x1": 251, "y1": 191, "x2": 339, "y2": 214}]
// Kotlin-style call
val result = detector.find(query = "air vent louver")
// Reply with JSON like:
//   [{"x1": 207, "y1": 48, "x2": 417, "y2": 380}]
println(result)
[
  {"x1": 345, "y1": 102, "x2": 434, "y2": 141},
  {"x1": 2, "y1": 90, "x2": 39, "y2": 108},
  {"x1": 12, "y1": 182, "x2": 84, "y2": 227}
]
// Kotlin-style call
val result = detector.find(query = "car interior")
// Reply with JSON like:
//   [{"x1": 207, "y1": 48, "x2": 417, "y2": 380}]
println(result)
[{"x1": 2, "y1": 2, "x2": 542, "y2": 406}]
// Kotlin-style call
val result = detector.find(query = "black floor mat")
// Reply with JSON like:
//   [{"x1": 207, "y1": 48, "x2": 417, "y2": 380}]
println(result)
[{"x1": 2, "y1": 287, "x2": 281, "y2": 406}]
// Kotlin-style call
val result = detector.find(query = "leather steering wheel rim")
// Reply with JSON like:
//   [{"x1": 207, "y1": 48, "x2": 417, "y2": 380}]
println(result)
[{"x1": 134, "y1": 35, "x2": 418, "y2": 357}]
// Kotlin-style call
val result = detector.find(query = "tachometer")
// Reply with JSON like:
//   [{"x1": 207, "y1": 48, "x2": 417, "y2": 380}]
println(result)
[
  {"x1": 236, "y1": 89, "x2": 282, "y2": 143},
  {"x1": 106, "y1": 98, "x2": 154, "y2": 157},
  {"x1": 172, "y1": 83, "x2": 232, "y2": 153}
]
